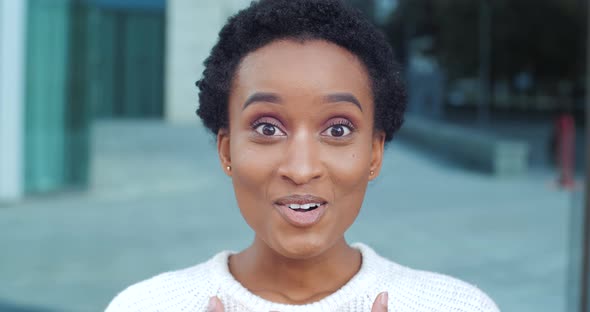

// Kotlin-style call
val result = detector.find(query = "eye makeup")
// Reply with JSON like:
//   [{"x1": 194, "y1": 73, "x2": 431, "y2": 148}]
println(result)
[
  {"x1": 250, "y1": 117, "x2": 284, "y2": 132},
  {"x1": 324, "y1": 118, "x2": 356, "y2": 132},
  {"x1": 247, "y1": 114, "x2": 360, "y2": 138}
]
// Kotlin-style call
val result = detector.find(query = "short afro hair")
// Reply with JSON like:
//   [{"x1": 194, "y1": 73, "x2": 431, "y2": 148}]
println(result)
[{"x1": 196, "y1": 0, "x2": 406, "y2": 142}]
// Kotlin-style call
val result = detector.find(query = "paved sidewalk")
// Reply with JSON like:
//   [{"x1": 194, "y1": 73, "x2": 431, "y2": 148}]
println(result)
[{"x1": 0, "y1": 120, "x2": 575, "y2": 312}]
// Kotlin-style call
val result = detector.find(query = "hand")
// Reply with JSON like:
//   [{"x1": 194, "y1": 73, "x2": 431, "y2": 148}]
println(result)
[
  {"x1": 207, "y1": 296, "x2": 223, "y2": 312},
  {"x1": 371, "y1": 292, "x2": 388, "y2": 312},
  {"x1": 207, "y1": 292, "x2": 388, "y2": 312},
  {"x1": 206, "y1": 297, "x2": 283, "y2": 312}
]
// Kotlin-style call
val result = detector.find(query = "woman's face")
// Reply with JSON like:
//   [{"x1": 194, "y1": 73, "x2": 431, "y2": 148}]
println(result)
[{"x1": 218, "y1": 39, "x2": 385, "y2": 259}]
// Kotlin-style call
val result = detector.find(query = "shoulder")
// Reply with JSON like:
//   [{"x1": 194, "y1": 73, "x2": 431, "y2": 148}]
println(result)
[
  {"x1": 356, "y1": 244, "x2": 500, "y2": 312},
  {"x1": 104, "y1": 252, "x2": 230, "y2": 312}
]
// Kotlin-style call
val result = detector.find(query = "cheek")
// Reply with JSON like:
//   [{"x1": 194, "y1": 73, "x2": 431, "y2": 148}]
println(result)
[
  {"x1": 228, "y1": 135, "x2": 281, "y2": 223},
  {"x1": 326, "y1": 146, "x2": 372, "y2": 190},
  {"x1": 323, "y1": 144, "x2": 372, "y2": 217},
  {"x1": 317, "y1": 146, "x2": 371, "y2": 241},
  {"x1": 230, "y1": 131, "x2": 281, "y2": 180},
  {"x1": 230, "y1": 140, "x2": 270, "y2": 229},
  {"x1": 231, "y1": 146, "x2": 269, "y2": 187}
]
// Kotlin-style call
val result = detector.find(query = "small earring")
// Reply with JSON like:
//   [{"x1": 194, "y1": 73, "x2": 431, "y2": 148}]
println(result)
[
  {"x1": 370, "y1": 170, "x2": 374, "y2": 176},
  {"x1": 226, "y1": 165, "x2": 231, "y2": 171}
]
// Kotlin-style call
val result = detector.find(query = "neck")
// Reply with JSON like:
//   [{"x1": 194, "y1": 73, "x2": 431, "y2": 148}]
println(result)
[{"x1": 229, "y1": 237, "x2": 361, "y2": 304}]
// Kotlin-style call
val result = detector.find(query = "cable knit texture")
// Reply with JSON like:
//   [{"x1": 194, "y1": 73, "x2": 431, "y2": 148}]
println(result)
[{"x1": 105, "y1": 243, "x2": 500, "y2": 312}]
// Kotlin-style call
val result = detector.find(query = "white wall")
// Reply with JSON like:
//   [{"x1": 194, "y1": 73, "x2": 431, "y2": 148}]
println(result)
[
  {"x1": 164, "y1": 0, "x2": 250, "y2": 123},
  {"x1": 0, "y1": 0, "x2": 26, "y2": 202}
]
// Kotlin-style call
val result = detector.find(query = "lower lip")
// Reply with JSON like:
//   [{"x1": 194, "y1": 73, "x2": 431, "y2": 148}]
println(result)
[{"x1": 274, "y1": 204, "x2": 327, "y2": 227}]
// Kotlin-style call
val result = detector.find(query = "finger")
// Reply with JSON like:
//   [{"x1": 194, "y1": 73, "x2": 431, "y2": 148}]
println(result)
[
  {"x1": 207, "y1": 296, "x2": 224, "y2": 312},
  {"x1": 370, "y1": 292, "x2": 388, "y2": 312}
]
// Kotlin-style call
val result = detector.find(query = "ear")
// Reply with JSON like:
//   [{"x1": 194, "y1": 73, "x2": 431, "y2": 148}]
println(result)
[
  {"x1": 217, "y1": 128, "x2": 232, "y2": 176},
  {"x1": 369, "y1": 131, "x2": 386, "y2": 181}
]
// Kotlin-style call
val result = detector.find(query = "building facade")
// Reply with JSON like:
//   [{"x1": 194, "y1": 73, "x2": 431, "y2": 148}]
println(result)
[
  {"x1": 0, "y1": 0, "x2": 26, "y2": 202},
  {"x1": 0, "y1": 0, "x2": 250, "y2": 202}
]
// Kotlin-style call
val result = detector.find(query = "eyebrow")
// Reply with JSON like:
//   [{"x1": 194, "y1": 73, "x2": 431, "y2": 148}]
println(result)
[
  {"x1": 323, "y1": 93, "x2": 363, "y2": 112},
  {"x1": 242, "y1": 92, "x2": 282, "y2": 110},
  {"x1": 241, "y1": 92, "x2": 363, "y2": 112}
]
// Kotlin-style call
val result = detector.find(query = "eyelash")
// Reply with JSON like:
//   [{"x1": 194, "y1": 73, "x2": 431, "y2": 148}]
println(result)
[
  {"x1": 326, "y1": 119, "x2": 355, "y2": 131},
  {"x1": 249, "y1": 117, "x2": 356, "y2": 136},
  {"x1": 250, "y1": 118, "x2": 282, "y2": 131}
]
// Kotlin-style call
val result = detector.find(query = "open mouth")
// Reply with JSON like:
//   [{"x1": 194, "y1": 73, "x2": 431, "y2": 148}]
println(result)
[
  {"x1": 286, "y1": 202, "x2": 324, "y2": 212},
  {"x1": 274, "y1": 194, "x2": 328, "y2": 213},
  {"x1": 273, "y1": 194, "x2": 329, "y2": 226}
]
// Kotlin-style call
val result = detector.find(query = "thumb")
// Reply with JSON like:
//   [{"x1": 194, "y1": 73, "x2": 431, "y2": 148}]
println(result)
[
  {"x1": 207, "y1": 296, "x2": 224, "y2": 312},
  {"x1": 370, "y1": 292, "x2": 388, "y2": 312}
]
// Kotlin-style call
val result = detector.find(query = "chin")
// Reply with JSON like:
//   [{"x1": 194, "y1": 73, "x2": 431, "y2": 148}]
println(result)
[{"x1": 269, "y1": 232, "x2": 335, "y2": 260}]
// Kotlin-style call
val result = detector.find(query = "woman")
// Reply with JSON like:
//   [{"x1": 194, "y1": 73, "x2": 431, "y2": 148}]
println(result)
[{"x1": 106, "y1": 0, "x2": 499, "y2": 311}]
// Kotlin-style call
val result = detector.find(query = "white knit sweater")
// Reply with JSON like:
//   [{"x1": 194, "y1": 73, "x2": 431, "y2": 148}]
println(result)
[{"x1": 105, "y1": 243, "x2": 500, "y2": 312}]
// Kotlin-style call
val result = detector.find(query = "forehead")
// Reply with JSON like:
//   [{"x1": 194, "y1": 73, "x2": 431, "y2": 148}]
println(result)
[{"x1": 231, "y1": 39, "x2": 372, "y2": 100}]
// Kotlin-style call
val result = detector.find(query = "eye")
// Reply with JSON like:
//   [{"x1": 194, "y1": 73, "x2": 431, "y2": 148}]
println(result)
[
  {"x1": 254, "y1": 123, "x2": 286, "y2": 136},
  {"x1": 321, "y1": 122, "x2": 353, "y2": 138}
]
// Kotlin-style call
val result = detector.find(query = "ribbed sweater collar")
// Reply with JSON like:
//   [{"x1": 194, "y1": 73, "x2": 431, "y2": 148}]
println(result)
[{"x1": 208, "y1": 243, "x2": 382, "y2": 311}]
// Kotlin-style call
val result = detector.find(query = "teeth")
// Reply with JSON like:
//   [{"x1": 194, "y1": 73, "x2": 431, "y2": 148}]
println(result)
[{"x1": 288, "y1": 203, "x2": 321, "y2": 210}]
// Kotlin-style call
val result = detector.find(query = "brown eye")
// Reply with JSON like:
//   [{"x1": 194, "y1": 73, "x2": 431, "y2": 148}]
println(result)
[
  {"x1": 322, "y1": 124, "x2": 352, "y2": 137},
  {"x1": 254, "y1": 123, "x2": 286, "y2": 136},
  {"x1": 262, "y1": 124, "x2": 275, "y2": 136},
  {"x1": 330, "y1": 125, "x2": 345, "y2": 137}
]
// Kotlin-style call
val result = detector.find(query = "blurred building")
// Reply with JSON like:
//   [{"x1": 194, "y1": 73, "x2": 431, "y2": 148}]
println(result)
[
  {"x1": 165, "y1": 0, "x2": 251, "y2": 122},
  {"x1": 0, "y1": 1, "x2": 26, "y2": 202},
  {"x1": 0, "y1": 0, "x2": 250, "y2": 202},
  {"x1": 382, "y1": 0, "x2": 587, "y2": 118}
]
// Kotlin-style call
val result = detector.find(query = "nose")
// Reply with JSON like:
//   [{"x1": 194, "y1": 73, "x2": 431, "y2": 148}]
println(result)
[{"x1": 277, "y1": 131, "x2": 323, "y2": 185}]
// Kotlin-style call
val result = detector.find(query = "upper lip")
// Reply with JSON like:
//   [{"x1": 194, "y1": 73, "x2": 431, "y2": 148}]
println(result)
[{"x1": 274, "y1": 194, "x2": 328, "y2": 206}]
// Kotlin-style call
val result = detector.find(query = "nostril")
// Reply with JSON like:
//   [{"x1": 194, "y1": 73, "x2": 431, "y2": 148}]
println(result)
[
  {"x1": 278, "y1": 138, "x2": 323, "y2": 184},
  {"x1": 280, "y1": 168, "x2": 323, "y2": 185}
]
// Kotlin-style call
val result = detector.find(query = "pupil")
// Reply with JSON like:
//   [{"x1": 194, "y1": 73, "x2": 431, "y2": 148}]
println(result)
[
  {"x1": 331, "y1": 125, "x2": 344, "y2": 137},
  {"x1": 262, "y1": 124, "x2": 276, "y2": 136}
]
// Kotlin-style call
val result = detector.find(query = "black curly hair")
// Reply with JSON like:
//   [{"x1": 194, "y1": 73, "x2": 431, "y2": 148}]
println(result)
[{"x1": 196, "y1": 0, "x2": 406, "y2": 142}]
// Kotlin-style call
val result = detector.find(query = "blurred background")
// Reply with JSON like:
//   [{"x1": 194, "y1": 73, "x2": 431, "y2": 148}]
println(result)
[{"x1": 0, "y1": 0, "x2": 587, "y2": 311}]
